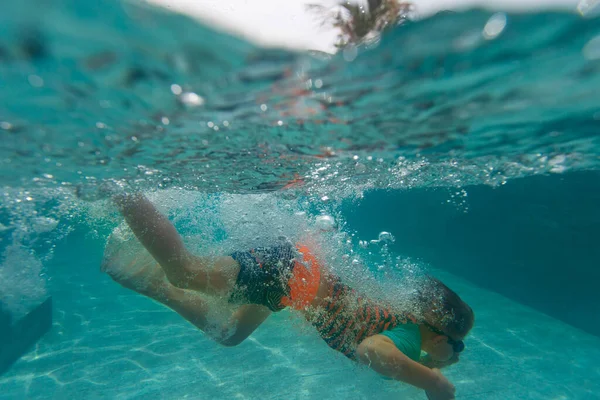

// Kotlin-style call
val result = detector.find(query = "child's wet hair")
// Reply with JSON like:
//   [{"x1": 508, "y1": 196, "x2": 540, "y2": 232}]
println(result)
[{"x1": 418, "y1": 276, "x2": 474, "y2": 338}]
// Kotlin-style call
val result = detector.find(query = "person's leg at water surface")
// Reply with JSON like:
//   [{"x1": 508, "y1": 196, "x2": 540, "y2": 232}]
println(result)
[{"x1": 107, "y1": 192, "x2": 273, "y2": 345}]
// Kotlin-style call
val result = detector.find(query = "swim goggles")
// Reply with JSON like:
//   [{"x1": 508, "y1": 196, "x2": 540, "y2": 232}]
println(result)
[{"x1": 425, "y1": 323, "x2": 465, "y2": 353}]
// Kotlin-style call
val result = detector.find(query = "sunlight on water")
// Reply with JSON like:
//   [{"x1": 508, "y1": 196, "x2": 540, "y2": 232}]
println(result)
[{"x1": 1, "y1": 0, "x2": 599, "y2": 195}]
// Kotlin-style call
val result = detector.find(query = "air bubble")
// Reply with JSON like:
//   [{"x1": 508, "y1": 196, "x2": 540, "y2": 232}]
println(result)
[
  {"x1": 315, "y1": 214, "x2": 335, "y2": 231},
  {"x1": 355, "y1": 163, "x2": 366, "y2": 173},
  {"x1": 28, "y1": 75, "x2": 44, "y2": 87},
  {"x1": 378, "y1": 231, "x2": 395, "y2": 243},
  {"x1": 483, "y1": 13, "x2": 507, "y2": 40},
  {"x1": 170, "y1": 84, "x2": 182, "y2": 95},
  {"x1": 180, "y1": 92, "x2": 204, "y2": 107},
  {"x1": 343, "y1": 45, "x2": 358, "y2": 62}
]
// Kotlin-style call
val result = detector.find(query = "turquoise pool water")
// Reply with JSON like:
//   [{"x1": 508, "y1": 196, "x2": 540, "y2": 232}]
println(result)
[{"x1": 1, "y1": 0, "x2": 600, "y2": 399}]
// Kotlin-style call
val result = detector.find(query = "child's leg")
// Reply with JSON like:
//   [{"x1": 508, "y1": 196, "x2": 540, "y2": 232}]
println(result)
[
  {"x1": 148, "y1": 287, "x2": 271, "y2": 346},
  {"x1": 114, "y1": 193, "x2": 240, "y2": 296},
  {"x1": 103, "y1": 235, "x2": 271, "y2": 345},
  {"x1": 107, "y1": 264, "x2": 269, "y2": 345}
]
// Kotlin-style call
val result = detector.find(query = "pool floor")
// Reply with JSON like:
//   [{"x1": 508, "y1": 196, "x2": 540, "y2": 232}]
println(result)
[{"x1": 1, "y1": 265, "x2": 599, "y2": 400}]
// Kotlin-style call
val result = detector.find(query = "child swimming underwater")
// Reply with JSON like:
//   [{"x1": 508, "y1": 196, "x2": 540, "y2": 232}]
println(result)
[{"x1": 103, "y1": 192, "x2": 474, "y2": 400}]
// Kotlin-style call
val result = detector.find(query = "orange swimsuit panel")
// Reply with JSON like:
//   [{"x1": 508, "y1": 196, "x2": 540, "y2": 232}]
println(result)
[{"x1": 280, "y1": 244, "x2": 322, "y2": 310}]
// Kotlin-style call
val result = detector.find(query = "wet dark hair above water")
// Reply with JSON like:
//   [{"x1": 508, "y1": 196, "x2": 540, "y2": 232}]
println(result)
[{"x1": 308, "y1": 0, "x2": 414, "y2": 48}]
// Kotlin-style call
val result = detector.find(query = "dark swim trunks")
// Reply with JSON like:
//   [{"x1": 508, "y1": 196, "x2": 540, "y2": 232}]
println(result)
[
  {"x1": 229, "y1": 242, "x2": 297, "y2": 312},
  {"x1": 228, "y1": 241, "x2": 322, "y2": 312}
]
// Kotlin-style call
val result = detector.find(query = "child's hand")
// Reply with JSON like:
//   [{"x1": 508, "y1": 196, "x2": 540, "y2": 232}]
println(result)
[
  {"x1": 438, "y1": 353, "x2": 460, "y2": 368},
  {"x1": 421, "y1": 353, "x2": 460, "y2": 369},
  {"x1": 425, "y1": 368, "x2": 455, "y2": 400}
]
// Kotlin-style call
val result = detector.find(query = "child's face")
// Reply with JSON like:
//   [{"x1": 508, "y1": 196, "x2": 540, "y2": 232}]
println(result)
[{"x1": 423, "y1": 334, "x2": 458, "y2": 362}]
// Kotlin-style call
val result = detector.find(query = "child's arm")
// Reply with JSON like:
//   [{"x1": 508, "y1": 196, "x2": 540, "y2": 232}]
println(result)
[{"x1": 356, "y1": 335, "x2": 456, "y2": 400}]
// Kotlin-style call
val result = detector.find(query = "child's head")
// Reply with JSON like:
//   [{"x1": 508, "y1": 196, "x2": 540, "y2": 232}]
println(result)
[{"x1": 417, "y1": 276, "x2": 474, "y2": 361}]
